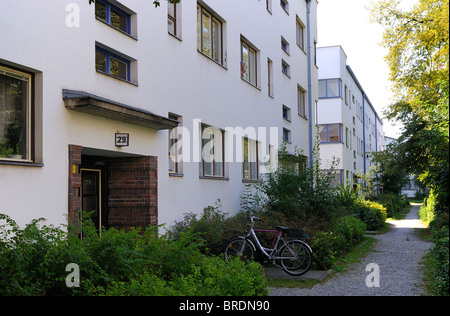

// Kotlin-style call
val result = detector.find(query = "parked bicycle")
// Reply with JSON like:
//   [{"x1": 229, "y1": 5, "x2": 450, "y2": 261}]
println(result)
[{"x1": 224, "y1": 216, "x2": 313, "y2": 276}]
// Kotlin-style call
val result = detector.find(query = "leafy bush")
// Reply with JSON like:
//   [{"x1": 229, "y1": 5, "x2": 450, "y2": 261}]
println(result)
[
  {"x1": 372, "y1": 193, "x2": 409, "y2": 218},
  {"x1": 0, "y1": 213, "x2": 267, "y2": 296},
  {"x1": 352, "y1": 200, "x2": 387, "y2": 231},
  {"x1": 332, "y1": 216, "x2": 366, "y2": 254},
  {"x1": 310, "y1": 232, "x2": 336, "y2": 270}
]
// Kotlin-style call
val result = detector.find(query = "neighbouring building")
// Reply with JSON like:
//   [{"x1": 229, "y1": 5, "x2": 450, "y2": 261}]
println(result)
[
  {"x1": 316, "y1": 46, "x2": 384, "y2": 188},
  {"x1": 0, "y1": 0, "x2": 318, "y2": 230}
]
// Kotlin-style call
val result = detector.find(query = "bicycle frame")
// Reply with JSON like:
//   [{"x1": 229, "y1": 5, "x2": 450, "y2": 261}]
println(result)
[{"x1": 244, "y1": 227, "x2": 298, "y2": 261}]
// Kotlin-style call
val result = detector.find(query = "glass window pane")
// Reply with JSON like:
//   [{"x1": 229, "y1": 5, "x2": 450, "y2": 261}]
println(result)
[
  {"x1": 249, "y1": 48, "x2": 256, "y2": 85},
  {"x1": 168, "y1": 19, "x2": 175, "y2": 34},
  {"x1": 212, "y1": 19, "x2": 221, "y2": 62},
  {"x1": 202, "y1": 11, "x2": 211, "y2": 57},
  {"x1": 95, "y1": 1, "x2": 107, "y2": 21},
  {"x1": 319, "y1": 80, "x2": 326, "y2": 98},
  {"x1": 241, "y1": 43, "x2": 249, "y2": 82},
  {"x1": 0, "y1": 70, "x2": 29, "y2": 160},
  {"x1": 327, "y1": 79, "x2": 340, "y2": 97},
  {"x1": 95, "y1": 51, "x2": 107, "y2": 73},
  {"x1": 168, "y1": 3, "x2": 175, "y2": 18},
  {"x1": 111, "y1": 9, "x2": 128, "y2": 33},
  {"x1": 319, "y1": 125, "x2": 327, "y2": 142},
  {"x1": 328, "y1": 124, "x2": 340, "y2": 142},
  {"x1": 110, "y1": 57, "x2": 128, "y2": 80},
  {"x1": 197, "y1": 5, "x2": 202, "y2": 51}
]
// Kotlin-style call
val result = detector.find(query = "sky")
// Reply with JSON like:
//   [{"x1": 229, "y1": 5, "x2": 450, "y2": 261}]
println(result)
[{"x1": 316, "y1": 0, "x2": 416, "y2": 138}]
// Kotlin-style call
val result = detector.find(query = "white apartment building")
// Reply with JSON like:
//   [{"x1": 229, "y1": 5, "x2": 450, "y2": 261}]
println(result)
[
  {"x1": 316, "y1": 46, "x2": 384, "y2": 188},
  {"x1": 0, "y1": 0, "x2": 318, "y2": 230}
]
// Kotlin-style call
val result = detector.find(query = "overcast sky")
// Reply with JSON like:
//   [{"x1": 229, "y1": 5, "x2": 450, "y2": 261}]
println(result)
[{"x1": 316, "y1": 0, "x2": 417, "y2": 138}]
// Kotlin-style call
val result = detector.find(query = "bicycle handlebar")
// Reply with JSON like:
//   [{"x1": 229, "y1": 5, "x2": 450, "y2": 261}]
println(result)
[{"x1": 249, "y1": 216, "x2": 264, "y2": 223}]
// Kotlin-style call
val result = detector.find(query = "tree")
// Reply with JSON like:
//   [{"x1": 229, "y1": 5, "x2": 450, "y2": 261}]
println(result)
[{"x1": 371, "y1": 0, "x2": 448, "y2": 220}]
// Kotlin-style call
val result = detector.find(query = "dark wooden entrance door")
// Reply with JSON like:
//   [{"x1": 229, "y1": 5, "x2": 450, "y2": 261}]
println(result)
[{"x1": 81, "y1": 169, "x2": 102, "y2": 234}]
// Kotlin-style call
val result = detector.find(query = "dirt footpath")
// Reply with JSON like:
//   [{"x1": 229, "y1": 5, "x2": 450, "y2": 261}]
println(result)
[{"x1": 270, "y1": 203, "x2": 433, "y2": 296}]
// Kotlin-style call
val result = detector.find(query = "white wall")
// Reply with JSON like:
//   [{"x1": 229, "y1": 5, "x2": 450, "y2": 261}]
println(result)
[{"x1": 0, "y1": 0, "x2": 318, "y2": 228}]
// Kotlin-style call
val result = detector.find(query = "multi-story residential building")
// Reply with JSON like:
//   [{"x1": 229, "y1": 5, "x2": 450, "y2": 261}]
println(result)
[
  {"x1": 316, "y1": 46, "x2": 384, "y2": 188},
  {"x1": 0, "y1": 0, "x2": 318, "y2": 230}
]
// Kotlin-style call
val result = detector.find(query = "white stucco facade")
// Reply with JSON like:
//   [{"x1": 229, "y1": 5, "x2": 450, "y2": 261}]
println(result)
[
  {"x1": 0, "y1": 0, "x2": 319, "y2": 228},
  {"x1": 316, "y1": 46, "x2": 384, "y2": 187}
]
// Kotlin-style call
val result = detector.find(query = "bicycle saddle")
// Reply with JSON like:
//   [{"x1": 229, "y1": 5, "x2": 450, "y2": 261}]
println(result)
[{"x1": 274, "y1": 225, "x2": 290, "y2": 232}]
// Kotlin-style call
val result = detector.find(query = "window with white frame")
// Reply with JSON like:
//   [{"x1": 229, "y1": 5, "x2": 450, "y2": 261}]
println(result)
[
  {"x1": 283, "y1": 128, "x2": 291, "y2": 143},
  {"x1": 281, "y1": 37, "x2": 290, "y2": 55},
  {"x1": 281, "y1": 60, "x2": 290, "y2": 77},
  {"x1": 296, "y1": 18, "x2": 305, "y2": 51},
  {"x1": 282, "y1": 105, "x2": 291, "y2": 121},
  {"x1": 241, "y1": 39, "x2": 258, "y2": 86},
  {"x1": 267, "y1": 58, "x2": 274, "y2": 97},
  {"x1": 297, "y1": 86, "x2": 307, "y2": 118},
  {"x1": 168, "y1": 2, "x2": 179, "y2": 37},
  {"x1": 0, "y1": 66, "x2": 32, "y2": 162},
  {"x1": 201, "y1": 125, "x2": 224, "y2": 177},
  {"x1": 168, "y1": 114, "x2": 182, "y2": 175},
  {"x1": 280, "y1": 0, "x2": 289, "y2": 13},
  {"x1": 243, "y1": 138, "x2": 259, "y2": 181},
  {"x1": 197, "y1": 4, "x2": 222, "y2": 64}
]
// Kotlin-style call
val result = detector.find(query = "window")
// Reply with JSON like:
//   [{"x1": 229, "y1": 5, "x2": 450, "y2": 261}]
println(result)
[
  {"x1": 296, "y1": 19, "x2": 305, "y2": 50},
  {"x1": 243, "y1": 138, "x2": 259, "y2": 181},
  {"x1": 201, "y1": 125, "x2": 224, "y2": 177},
  {"x1": 168, "y1": 2, "x2": 177, "y2": 36},
  {"x1": 168, "y1": 114, "x2": 182, "y2": 175},
  {"x1": 280, "y1": 0, "x2": 289, "y2": 13},
  {"x1": 266, "y1": 0, "x2": 272, "y2": 13},
  {"x1": 95, "y1": 0, "x2": 131, "y2": 35},
  {"x1": 267, "y1": 58, "x2": 274, "y2": 97},
  {"x1": 197, "y1": 4, "x2": 222, "y2": 64},
  {"x1": 282, "y1": 105, "x2": 291, "y2": 121},
  {"x1": 283, "y1": 128, "x2": 291, "y2": 143},
  {"x1": 96, "y1": 46, "x2": 131, "y2": 82},
  {"x1": 297, "y1": 86, "x2": 306, "y2": 118},
  {"x1": 344, "y1": 85, "x2": 348, "y2": 104},
  {"x1": 319, "y1": 79, "x2": 341, "y2": 99},
  {"x1": 0, "y1": 66, "x2": 32, "y2": 161},
  {"x1": 319, "y1": 124, "x2": 341, "y2": 143},
  {"x1": 281, "y1": 37, "x2": 289, "y2": 55},
  {"x1": 241, "y1": 40, "x2": 257, "y2": 86},
  {"x1": 281, "y1": 60, "x2": 290, "y2": 77}
]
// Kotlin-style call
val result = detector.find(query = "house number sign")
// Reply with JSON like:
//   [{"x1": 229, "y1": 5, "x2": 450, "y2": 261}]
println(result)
[{"x1": 115, "y1": 133, "x2": 129, "y2": 147}]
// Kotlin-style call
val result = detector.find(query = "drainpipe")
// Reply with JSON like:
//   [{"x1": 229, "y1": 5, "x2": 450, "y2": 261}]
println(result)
[
  {"x1": 362, "y1": 93, "x2": 366, "y2": 175},
  {"x1": 306, "y1": 0, "x2": 313, "y2": 167}
]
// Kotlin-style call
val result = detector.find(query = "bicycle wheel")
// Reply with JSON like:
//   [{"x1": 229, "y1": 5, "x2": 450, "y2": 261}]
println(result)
[
  {"x1": 224, "y1": 236, "x2": 255, "y2": 263},
  {"x1": 279, "y1": 239, "x2": 312, "y2": 276}
]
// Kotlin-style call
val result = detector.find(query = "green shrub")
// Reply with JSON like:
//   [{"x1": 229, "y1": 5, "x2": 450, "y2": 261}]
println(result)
[
  {"x1": 332, "y1": 215, "x2": 366, "y2": 254},
  {"x1": 427, "y1": 227, "x2": 449, "y2": 296},
  {"x1": 0, "y1": 213, "x2": 267, "y2": 296},
  {"x1": 310, "y1": 232, "x2": 336, "y2": 270},
  {"x1": 373, "y1": 193, "x2": 409, "y2": 218},
  {"x1": 353, "y1": 200, "x2": 387, "y2": 231}
]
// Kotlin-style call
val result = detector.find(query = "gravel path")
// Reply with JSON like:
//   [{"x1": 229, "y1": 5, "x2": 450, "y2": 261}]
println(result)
[{"x1": 270, "y1": 204, "x2": 433, "y2": 296}]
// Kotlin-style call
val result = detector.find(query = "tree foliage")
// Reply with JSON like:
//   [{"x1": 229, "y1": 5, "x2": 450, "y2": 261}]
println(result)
[
  {"x1": 371, "y1": 0, "x2": 449, "y2": 295},
  {"x1": 370, "y1": 0, "x2": 449, "y2": 195}
]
